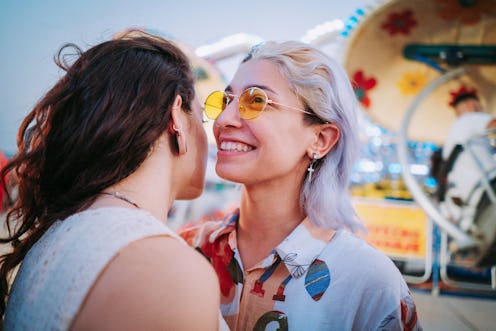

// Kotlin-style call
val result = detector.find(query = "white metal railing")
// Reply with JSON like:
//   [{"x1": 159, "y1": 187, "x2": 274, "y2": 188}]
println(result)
[{"x1": 397, "y1": 67, "x2": 478, "y2": 249}]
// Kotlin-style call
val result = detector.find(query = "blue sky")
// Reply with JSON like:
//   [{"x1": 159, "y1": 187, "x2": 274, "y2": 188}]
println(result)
[{"x1": 0, "y1": 0, "x2": 370, "y2": 154}]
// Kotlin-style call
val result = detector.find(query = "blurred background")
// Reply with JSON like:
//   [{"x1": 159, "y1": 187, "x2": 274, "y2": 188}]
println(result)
[
  {"x1": 1, "y1": 1, "x2": 496, "y2": 329},
  {"x1": 0, "y1": 0, "x2": 370, "y2": 155}
]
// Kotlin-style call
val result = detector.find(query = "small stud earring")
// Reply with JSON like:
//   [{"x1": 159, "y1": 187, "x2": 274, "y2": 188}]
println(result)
[{"x1": 307, "y1": 152, "x2": 319, "y2": 181}]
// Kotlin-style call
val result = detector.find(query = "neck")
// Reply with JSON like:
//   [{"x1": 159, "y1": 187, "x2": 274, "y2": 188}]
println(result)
[
  {"x1": 236, "y1": 179, "x2": 306, "y2": 268},
  {"x1": 239, "y1": 187, "x2": 304, "y2": 234},
  {"x1": 91, "y1": 145, "x2": 175, "y2": 222},
  {"x1": 99, "y1": 191, "x2": 140, "y2": 209},
  {"x1": 126, "y1": 159, "x2": 175, "y2": 222}
]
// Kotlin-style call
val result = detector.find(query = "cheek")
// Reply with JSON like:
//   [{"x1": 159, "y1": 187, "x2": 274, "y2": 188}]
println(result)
[
  {"x1": 196, "y1": 126, "x2": 208, "y2": 171},
  {"x1": 186, "y1": 146, "x2": 207, "y2": 199},
  {"x1": 259, "y1": 125, "x2": 311, "y2": 164},
  {"x1": 257, "y1": 123, "x2": 303, "y2": 151},
  {"x1": 190, "y1": 123, "x2": 208, "y2": 176},
  {"x1": 213, "y1": 123, "x2": 220, "y2": 143}
]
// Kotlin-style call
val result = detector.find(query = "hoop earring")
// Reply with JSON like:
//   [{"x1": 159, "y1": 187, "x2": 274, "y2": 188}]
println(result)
[
  {"x1": 172, "y1": 124, "x2": 182, "y2": 134},
  {"x1": 175, "y1": 127, "x2": 187, "y2": 154},
  {"x1": 179, "y1": 136, "x2": 188, "y2": 154},
  {"x1": 307, "y1": 152, "x2": 319, "y2": 182}
]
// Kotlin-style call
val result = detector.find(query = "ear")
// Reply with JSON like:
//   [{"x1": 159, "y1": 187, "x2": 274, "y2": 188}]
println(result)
[
  {"x1": 306, "y1": 123, "x2": 340, "y2": 159},
  {"x1": 169, "y1": 95, "x2": 188, "y2": 155}
]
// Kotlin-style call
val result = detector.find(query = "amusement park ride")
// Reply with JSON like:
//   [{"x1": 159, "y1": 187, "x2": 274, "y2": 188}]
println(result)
[
  {"x1": 339, "y1": 0, "x2": 496, "y2": 297},
  {"x1": 126, "y1": 0, "x2": 496, "y2": 297}
]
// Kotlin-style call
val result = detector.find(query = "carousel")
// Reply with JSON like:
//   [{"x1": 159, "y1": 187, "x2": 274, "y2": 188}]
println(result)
[{"x1": 341, "y1": 0, "x2": 496, "y2": 295}]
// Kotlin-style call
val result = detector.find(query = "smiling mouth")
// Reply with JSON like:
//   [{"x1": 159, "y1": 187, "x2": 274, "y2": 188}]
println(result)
[{"x1": 219, "y1": 141, "x2": 254, "y2": 152}]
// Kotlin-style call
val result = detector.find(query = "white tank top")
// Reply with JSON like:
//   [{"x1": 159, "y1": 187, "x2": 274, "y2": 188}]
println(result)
[{"x1": 4, "y1": 207, "x2": 186, "y2": 330}]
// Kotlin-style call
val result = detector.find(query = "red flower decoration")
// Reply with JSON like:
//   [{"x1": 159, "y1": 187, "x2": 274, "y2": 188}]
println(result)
[
  {"x1": 352, "y1": 70, "x2": 377, "y2": 109},
  {"x1": 435, "y1": 0, "x2": 496, "y2": 26},
  {"x1": 178, "y1": 215, "x2": 241, "y2": 303},
  {"x1": 200, "y1": 233, "x2": 239, "y2": 300},
  {"x1": 401, "y1": 299, "x2": 419, "y2": 331},
  {"x1": 381, "y1": 9, "x2": 417, "y2": 36}
]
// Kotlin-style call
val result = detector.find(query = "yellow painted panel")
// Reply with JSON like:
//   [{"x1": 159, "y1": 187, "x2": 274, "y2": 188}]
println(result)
[{"x1": 354, "y1": 198, "x2": 428, "y2": 259}]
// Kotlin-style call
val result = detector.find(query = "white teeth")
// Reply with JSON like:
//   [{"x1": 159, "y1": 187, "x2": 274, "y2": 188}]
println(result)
[{"x1": 220, "y1": 141, "x2": 253, "y2": 152}]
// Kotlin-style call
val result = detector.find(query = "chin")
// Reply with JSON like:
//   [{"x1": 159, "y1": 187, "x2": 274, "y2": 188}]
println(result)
[
  {"x1": 177, "y1": 186, "x2": 203, "y2": 200},
  {"x1": 215, "y1": 169, "x2": 245, "y2": 184}
]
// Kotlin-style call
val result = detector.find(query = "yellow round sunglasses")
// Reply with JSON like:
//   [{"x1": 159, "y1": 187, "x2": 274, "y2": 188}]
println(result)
[{"x1": 204, "y1": 86, "x2": 315, "y2": 120}]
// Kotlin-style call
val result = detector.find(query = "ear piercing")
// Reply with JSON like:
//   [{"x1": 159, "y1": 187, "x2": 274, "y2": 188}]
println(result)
[
  {"x1": 172, "y1": 125, "x2": 182, "y2": 134},
  {"x1": 307, "y1": 152, "x2": 319, "y2": 181}
]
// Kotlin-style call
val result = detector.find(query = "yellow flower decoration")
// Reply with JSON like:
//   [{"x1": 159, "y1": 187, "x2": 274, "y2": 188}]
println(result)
[{"x1": 397, "y1": 71, "x2": 427, "y2": 95}]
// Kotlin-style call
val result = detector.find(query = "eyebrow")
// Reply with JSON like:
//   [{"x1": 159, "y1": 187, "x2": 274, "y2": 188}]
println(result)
[{"x1": 225, "y1": 84, "x2": 277, "y2": 95}]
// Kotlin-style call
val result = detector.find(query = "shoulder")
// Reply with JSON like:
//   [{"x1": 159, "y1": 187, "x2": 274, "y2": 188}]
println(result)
[
  {"x1": 179, "y1": 208, "x2": 239, "y2": 244},
  {"x1": 326, "y1": 231, "x2": 402, "y2": 284},
  {"x1": 179, "y1": 218, "x2": 236, "y2": 248},
  {"x1": 324, "y1": 232, "x2": 421, "y2": 329},
  {"x1": 71, "y1": 235, "x2": 220, "y2": 331},
  {"x1": 458, "y1": 112, "x2": 493, "y2": 128}
]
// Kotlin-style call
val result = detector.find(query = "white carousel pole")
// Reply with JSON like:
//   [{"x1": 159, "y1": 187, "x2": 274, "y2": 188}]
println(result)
[{"x1": 397, "y1": 67, "x2": 478, "y2": 249}]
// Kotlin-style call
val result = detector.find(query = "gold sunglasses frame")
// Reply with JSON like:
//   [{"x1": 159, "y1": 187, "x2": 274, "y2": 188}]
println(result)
[{"x1": 204, "y1": 87, "x2": 315, "y2": 120}]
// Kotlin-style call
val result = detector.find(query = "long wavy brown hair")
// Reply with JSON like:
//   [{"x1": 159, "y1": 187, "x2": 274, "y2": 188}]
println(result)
[{"x1": 0, "y1": 30, "x2": 196, "y2": 317}]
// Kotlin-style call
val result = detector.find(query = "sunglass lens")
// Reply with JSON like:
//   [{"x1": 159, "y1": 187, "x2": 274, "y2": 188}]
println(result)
[
  {"x1": 239, "y1": 87, "x2": 267, "y2": 119},
  {"x1": 204, "y1": 91, "x2": 227, "y2": 119}
]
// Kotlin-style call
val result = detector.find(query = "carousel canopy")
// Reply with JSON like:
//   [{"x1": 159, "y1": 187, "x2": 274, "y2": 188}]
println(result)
[{"x1": 343, "y1": 0, "x2": 496, "y2": 144}]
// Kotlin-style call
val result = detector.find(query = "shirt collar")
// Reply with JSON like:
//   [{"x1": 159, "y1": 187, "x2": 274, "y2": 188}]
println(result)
[
  {"x1": 275, "y1": 217, "x2": 335, "y2": 278},
  {"x1": 208, "y1": 209, "x2": 335, "y2": 279}
]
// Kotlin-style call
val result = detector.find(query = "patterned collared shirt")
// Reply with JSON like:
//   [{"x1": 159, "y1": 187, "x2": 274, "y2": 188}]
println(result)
[{"x1": 180, "y1": 209, "x2": 421, "y2": 331}]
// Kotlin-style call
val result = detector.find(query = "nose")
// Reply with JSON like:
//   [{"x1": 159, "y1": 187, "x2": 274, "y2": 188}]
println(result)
[{"x1": 214, "y1": 95, "x2": 243, "y2": 128}]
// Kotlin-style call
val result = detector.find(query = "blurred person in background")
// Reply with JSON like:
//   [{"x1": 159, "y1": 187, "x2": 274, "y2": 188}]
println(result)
[
  {"x1": 435, "y1": 87, "x2": 496, "y2": 266},
  {"x1": 440, "y1": 87, "x2": 496, "y2": 223}
]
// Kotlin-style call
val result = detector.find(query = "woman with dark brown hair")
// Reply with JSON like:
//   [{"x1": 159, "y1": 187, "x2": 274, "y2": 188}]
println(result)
[{"x1": 0, "y1": 31, "x2": 225, "y2": 330}]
